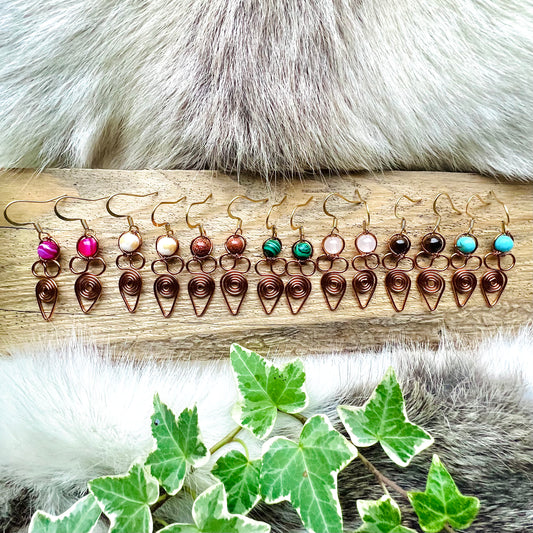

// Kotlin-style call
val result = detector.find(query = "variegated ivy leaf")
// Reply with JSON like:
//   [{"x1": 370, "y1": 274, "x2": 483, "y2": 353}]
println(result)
[
  {"x1": 159, "y1": 483, "x2": 271, "y2": 533},
  {"x1": 29, "y1": 494, "x2": 101, "y2": 533},
  {"x1": 337, "y1": 368, "x2": 433, "y2": 466},
  {"x1": 230, "y1": 343, "x2": 308, "y2": 439},
  {"x1": 88, "y1": 463, "x2": 159, "y2": 533},
  {"x1": 212, "y1": 450, "x2": 261, "y2": 514},
  {"x1": 355, "y1": 495, "x2": 417, "y2": 533},
  {"x1": 260, "y1": 415, "x2": 357, "y2": 533},
  {"x1": 407, "y1": 455, "x2": 480, "y2": 532},
  {"x1": 145, "y1": 396, "x2": 209, "y2": 495}
]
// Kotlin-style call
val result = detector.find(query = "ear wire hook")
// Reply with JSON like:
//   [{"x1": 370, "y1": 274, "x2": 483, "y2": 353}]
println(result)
[
  {"x1": 4, "y1": 195, "x2": 68, "y2": 236},
  {"x1": 54, "y1": 195, "x2": 109, "y2": 231},
  {"x1": 266, "y1": 196, "x2": 287, "y2": 237},
  {"x1": 323, "y1": 193, "x2": 359, "y2": 232},
  {"x1": 394, "y1": 195, "x2": 422, "y2": 233},
  {"x1": 290, "y1": 196, "x2": 314, "y2": 240},
  {"x1": 487, "y1": 190, "x2": 511, "y2": 233},
  {"x1": 227, "y1": 195, "x2": 268, "y2": 233},
  {"x1": 151, "y1": 197, "x2": 187, "y2": 235},
  {"x1": 106, "y1": 192, "x2": 159, "y2": 229},
  {"x1": 465, "y1": 194, "x2": 490, "y2": 233},
  {"x1": 432, "y1": 192, "x2": 462, "y2": 232},
  {"x1": 186, "y1": 194, "x2": 213, "y2": 236},
  {"x1": 353, "y1": 189, "x2": 371, "y2": 231}
]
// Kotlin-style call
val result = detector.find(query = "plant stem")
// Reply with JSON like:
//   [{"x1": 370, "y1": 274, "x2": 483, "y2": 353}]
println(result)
[
  {"x1": 357, "y1": 451, "x2": 409, "y2": 499},
  {"x1": 289, "y1": 412, "x2": 308, "y2": 424},
  {"x1": 151, "y1": 491, "x2": 171, "y2": 514},
  {"x1": 443, "y1": 525, "x2": 456, "y2": 533},
  {"x1": 209, "y1": 425, "x2": 243, "y2": 455},
  {"x1": 233, "y1": 438, "x2": 250, "y2": 460}
]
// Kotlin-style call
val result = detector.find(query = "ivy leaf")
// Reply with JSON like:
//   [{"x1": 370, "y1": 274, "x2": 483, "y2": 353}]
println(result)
[
  {"x1": 407, "y1": 455, "x2": 480, "y2": 532},
  {"x1": 159, "y1": 483, "x2": 270, "y2": 533},
  {"x1": 355, "y1": 495, "x2": 417, "y2": 533},
  {"x1": 212, "y1": 450, "x2": 261, "y2": 514},
  {"x1": 230, "y1": 343, "x2": 308, "y2": 439},
  {"x1": 145, "y1": 396, "x2": 209, "y2": 495},
  {"x1": 260, "y1": 414, "x2": 357, "y2": 533},
  {"x1": 337, "y1": 368, "x2": 433, "y2": 466},
  {"x1": 28, "y1": 494, "x2": 101, "y2": 533},
  {"x1": 88, "y1": 463, "x2": 159, "y2": 533}
]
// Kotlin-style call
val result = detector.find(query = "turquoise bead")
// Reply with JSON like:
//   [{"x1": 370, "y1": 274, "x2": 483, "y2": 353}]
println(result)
[
  {"x1": 263, "y1": 238, "x2": 282, "y2": 258},
  {"x1": 293, "y1": 240, "x2": 313, "y2": 260},
  {"x1": 456, "y1": 235, "x2": 477, "y2": 254},
  {"x1": 494, "y1": 234, "x2": 514, "y2": 253}
]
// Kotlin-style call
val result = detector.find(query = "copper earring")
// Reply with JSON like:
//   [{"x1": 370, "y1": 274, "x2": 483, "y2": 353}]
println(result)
[
  {"x1": 151, "y1": 197, "x2": 186, "y2": 317},
  {"x1": 54, "y1": 196, "x2": 107, "y2": 314},
  {"x1": 185, "y1": 195, "x2": 217, "y2": 317},
  {"x1": 4, "y1": 196, "x2": 66, "y2": 320},
  {"x1": 106, "y1": 192, "x2": 158, "y2": 313}
]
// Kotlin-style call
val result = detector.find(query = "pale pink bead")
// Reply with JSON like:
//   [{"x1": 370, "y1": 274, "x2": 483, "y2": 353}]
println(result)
[
  {"x1": 356, "y1": 232, "x2": 377, "y2": 253},
  {"x1": 77, "y1": 236, "x2": 98, "y2": 257},
  {"x1": 322, "y1": 235, "x2": 344, "y2": 256},
  {"x1": 37, "y1": 240, "x2": 60, "y2": 260}
]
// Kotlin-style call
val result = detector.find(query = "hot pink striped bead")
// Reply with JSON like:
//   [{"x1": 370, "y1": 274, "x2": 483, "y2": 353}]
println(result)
[
  {"x1": 37, "y1": 240, "x2": 60, "y2": 260},
  {"x1": 77, "y1": 236, "x2": 98, "y2": 258}
]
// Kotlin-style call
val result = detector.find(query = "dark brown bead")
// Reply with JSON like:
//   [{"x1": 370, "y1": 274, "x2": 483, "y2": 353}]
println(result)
[
  {"x1": 389, "y1": 234, "x2": 411, "y2": 255},
  {"x1": 225, "y1": 234, "x2": 246, "y2": 255},
  {"x1": 422, "y1": 233, "x2": 445, "y2": 254},
  {"x1": 191, "y1": 236, "x2": 212, "y2": 257}
]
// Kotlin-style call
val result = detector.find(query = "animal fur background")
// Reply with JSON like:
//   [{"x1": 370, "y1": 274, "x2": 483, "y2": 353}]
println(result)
[
  {"x1": 1, "y1": 330, "x2": 532, "y2": 532},
  {"x1": 1, "y1": 0, "x2": 532, "y2": 178}
]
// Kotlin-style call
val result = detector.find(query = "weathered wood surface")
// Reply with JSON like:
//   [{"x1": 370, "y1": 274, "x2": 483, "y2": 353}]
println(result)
[{"x1": 0, "y1": 169, "x2": 531, "y2": 359}]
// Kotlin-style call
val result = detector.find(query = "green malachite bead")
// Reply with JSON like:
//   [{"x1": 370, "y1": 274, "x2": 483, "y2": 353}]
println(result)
[
  {"x1": 456, "y1": 235, "x2": 477, "y2": 254},
  {"x1": 494, "y1": 234, "x2": 514, "y2": 253},
  {"x1": 263, "y1": 238, "x2": 282, "y2": 258},
  {"x1": 293, "y1": 240, "x2": 313, "y2": 260}
]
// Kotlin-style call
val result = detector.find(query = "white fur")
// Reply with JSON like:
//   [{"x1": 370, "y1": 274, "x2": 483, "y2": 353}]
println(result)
[{"x1": 1, "y1": 1, "x2": 532, "y2": 177}]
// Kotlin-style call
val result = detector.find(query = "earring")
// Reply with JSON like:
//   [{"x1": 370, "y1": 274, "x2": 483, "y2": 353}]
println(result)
[
  {"x1": 481, "y1": 191, "x2": 515, "y2": 307},
  {"x1": 285, "y1": 197, "x2": 315, "y2": 314},
  {"x1": 351, "y1": 191, "x2": 379, "y2": 309},
  {"x1": 383, "y1": 195, "x2": 421, "y2": 312},
  {"x1": 54, "y1": 196, "x2": 107, "y2": 314},
  {"x1": 219, "y1": 196, "x2": 268, "y2": 315},
  {"x1": 449, "y1": 194, "x2": 486, "y2": 307},
  {"x1": 255, "y1": 196, "x2": 288, "y2": 315},
  {"x1": 317, "y1": 193, "x2": 354, "y2": 311},
  {"x1": 106, "y1": 192, "x2": 158, "y2": 313},
  {"x1": 415, "y1": 193, "x2": 461, "y2": 311},
  {"x1": 185, "y1": 195, "x2": 217, "y2": 317},
  {"x1": 4, "y1": 196, "x2": 66, "y2": 320},
  {"x1": 151, "y1": 197, "x2": 186, "y2": 317}
]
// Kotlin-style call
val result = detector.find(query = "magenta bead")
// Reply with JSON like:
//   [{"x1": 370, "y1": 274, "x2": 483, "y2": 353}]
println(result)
[
  {"x1": 37, "y1": 240, "x2": 60, "y2": 260},
  {"x1": 77, "y1": 236, "x2": 98, "y2": 258}
]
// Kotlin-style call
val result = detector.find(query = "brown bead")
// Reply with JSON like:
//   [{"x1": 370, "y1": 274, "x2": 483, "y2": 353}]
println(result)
[
  {"x1": 225, "y1": 234, "x2": 246, "y2": 255},
  {"x1": 191, "y1": 236, "x2": 212, "y2": 257}
]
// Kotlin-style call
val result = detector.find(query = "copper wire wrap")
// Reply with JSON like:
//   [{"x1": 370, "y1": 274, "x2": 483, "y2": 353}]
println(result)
[
  {"x1": 154, "y1": 274, "x2": 180, "y2": 318},
  {"x1": 257, "y1": 275, "x2": 284, "y2": 315},
  {"x1": 188, "y1": 273, "x2": 216, "y2": 316},
  {"x1": 74, "y1": 273, "x2": 102, "y2": 314},
  {"x1": 118, "y1": 269, "x2": 143, "y2": 313},
  {"x1": 484, "y1": 252, "x2": 516, "y2": 272},
  {"x1": 352, "y1": 270, "x2": 377, "y2": 309},
  {"x1": 35, "y1": 278, "x2": 58, "y2": 321},
  {"x1": 451, "y1": 270, "x2": 477, "y2": 308},
  {"x1": 384, "y1": 270, "x2": 411, "y2": 312},
  {"x1": 285, "y1": 275, "x2": 312, "y2": 314},
  {"x1": 320, "y1": 272, "x2": 346, "y2": 311},
  {"x1": 32, "y1": 259, "x2": 61, "y2": 279},
  {"x1": 416, "y1": 270, "x2": 445, "y2": 311},
  {"x1": 220, "y1": 271, "x2": 248, "y2": 315},
  {"x1": 481, "y1": 269, "x2": 508, "y2": 308}
]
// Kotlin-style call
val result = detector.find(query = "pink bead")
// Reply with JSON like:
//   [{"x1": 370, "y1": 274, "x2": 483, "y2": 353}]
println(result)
[
  {"x1": 37, "y1": 240, "x2": 60, "y2": 260},
  {"x1": 356, "y1": 232, "x2": 377, "y2": 253},
  {"x1": 322, "y1": 235, "x2": 344, "y2": 256},
  {"x1": 77, "y1": 236, "x2": 98, "y2": 258}
]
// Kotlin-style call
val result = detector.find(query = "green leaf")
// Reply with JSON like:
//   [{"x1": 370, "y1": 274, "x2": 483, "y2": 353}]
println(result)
[
  {"x1": 212, "y1": 450, "x2": 261, "y2": 514},
  {"x1": 88, "y1": 463, "x2": 159, "y2": 533},
  {"x1": 355, "y1": 495, "x2": 417, "y2": 533},
  {"x1": 145, "y1": 396, "x2": 209, "y2": 495},
  {"x1": 407, "y1": 455, "x2": 480, "y2": 532},
  {"x1": 337, "y1": 368, "x2": 433, "y2": 466},
  {"x1": 159, "y1": 483, "x2": 270, "y2": 533},
  {"x1": 28, "y1": 494, "x2": 101, "y2": 533},
  {"x1": 230, "y1": 343, "x2": 308, "y2": 439},
  {"x1": 260, "y1": 414, "x2": 357, "y2": 533}
]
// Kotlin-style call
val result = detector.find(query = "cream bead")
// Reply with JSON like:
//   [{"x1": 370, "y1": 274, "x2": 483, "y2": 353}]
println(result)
[
  {"x1": 119, "y1": 231, "x2": 141, "y2": 252},
  {"x1": 156, "y1": 236, "x2": 178, "y2": 256}
]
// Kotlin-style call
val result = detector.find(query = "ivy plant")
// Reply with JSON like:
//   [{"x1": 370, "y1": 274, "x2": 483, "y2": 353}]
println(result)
[{"x1": 29, "y1": 344, "x2": 480, "y2": 533}]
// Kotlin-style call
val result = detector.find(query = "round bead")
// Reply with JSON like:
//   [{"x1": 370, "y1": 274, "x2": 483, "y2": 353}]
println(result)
[
  {"x1": 494, "y1": 234, "x2": 514, "y2": 253},
  {"x1": 77, "y1": 236, "x2": 98, "y2": 258},
  {"x1": 292, "y1": 240, "x2": 313, "y2": 260},
  {"x1": 225, "y1": 234, "x2": 246, "y2": 255},
  {"x1": 191, "y1": 236, "x2": 212, "y2": 257},
  {"x1": 456, "y1": 235, "x2": 477, "y2": 254},
  {"x1": 389, "y1": 234, "x2": 410, "y2": 255},
  {"x1": 119, "y1": 231, "x2": 141, "y2": 253},
  {"x1": 37, "y1": 239, "x2": 60, "y2": 260},
  {"x1": 156, "y1": 236, "x2": 178, "y2": 256},
  {"x1": 422, "y1": 233, "x2": 445, "y2": 254},
  {"x1": 322, "y1": 234, "x2": 344, "y2": 256},
  {"x1": 263, "y1": 238, "x2": 282, "y2": 258},
  {"x1": 356, "y1": 232, "x2": 377, "y2": 253}
]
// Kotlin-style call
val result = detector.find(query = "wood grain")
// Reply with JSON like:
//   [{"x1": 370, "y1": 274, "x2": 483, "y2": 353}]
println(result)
[{"x1": 0, "y1": 169, "x2": 531, "y2": 359}]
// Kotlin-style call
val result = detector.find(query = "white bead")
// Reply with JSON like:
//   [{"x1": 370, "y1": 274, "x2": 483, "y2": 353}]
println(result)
[
  {"x1": 356, "y1": 233, "x2": 377, "y2": 253},
  {"x1": 119, "y1": 232, "x2": 141, "y2": 252},
  {"x1": 156, "y1": 236, "x2": 178, "y2": 256},
  {"x1": 323, "y1": 235, "x2": 344, "y2": 255}
]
